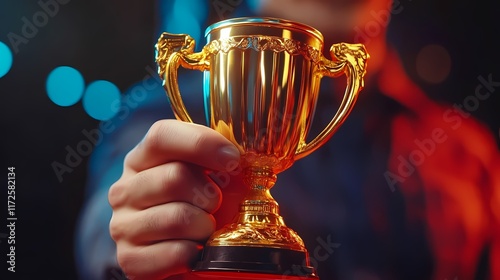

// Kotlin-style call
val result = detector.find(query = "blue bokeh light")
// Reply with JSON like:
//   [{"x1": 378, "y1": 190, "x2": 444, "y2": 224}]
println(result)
[
  {"x1": 160, "y1": 0, "x2": 207, "y2": 50},
  {"x1": 46, "y1": 66, "x2": 85, "y2": 106},
  {"x1": 82, "y1": 80, "x2": 121, "y2": 121},
  {"x1": 247, "y1": 0, "x2": 262, "y2": 12},
  {"x1": 0, "y1": 41, "x2": 13, "y2": 78}
]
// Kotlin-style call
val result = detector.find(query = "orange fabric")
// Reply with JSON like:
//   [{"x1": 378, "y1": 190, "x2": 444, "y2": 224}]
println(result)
[{"x1": 383, "y1": 49, "x2": 500, "y2": 279}]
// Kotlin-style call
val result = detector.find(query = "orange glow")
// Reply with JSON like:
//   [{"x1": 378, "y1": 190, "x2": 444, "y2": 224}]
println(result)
[{"x1": 382, "y1": 50, "x2": 500, "y2": 279}]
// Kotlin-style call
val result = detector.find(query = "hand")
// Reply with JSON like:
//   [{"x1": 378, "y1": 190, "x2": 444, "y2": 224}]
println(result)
[{"x1": 108, "y1": 119, "x2": 243, "y2": 280}]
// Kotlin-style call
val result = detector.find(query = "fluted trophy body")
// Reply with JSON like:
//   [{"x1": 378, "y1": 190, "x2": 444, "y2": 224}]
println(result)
[
  {"x1": 156, "y1": 17, "x2": 368, "y2": 278},
  {"x1": 205, "y1": 35, "x2": 320, "y2": 173}
]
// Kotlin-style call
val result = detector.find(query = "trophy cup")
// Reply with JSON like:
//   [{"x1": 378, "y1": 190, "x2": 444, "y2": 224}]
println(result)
[{"x1": 156, "y1": 17, "x2": 368, "y2": 279}]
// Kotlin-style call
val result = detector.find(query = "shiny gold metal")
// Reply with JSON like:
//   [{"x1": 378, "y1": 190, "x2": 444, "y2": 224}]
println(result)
[{"x1": 156, "y1": 16, "x2": 368, "y2": 266}]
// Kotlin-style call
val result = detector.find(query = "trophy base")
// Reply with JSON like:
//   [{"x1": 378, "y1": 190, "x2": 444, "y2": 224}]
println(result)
[
  {"x1": 190, "y1": 271, "x2": 319, "y2": 280},
  {"x1": 193, "y1": 246, "x2": 317, "y2": 278}
]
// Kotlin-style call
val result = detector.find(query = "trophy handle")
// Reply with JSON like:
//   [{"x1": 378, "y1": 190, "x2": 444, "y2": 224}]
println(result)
[
  {"x1": 295, "y1": 43, "x2": 369, "y2": 160},
  {"x1": 155, "y1": 32, "x2": 210, "y2": 122}
]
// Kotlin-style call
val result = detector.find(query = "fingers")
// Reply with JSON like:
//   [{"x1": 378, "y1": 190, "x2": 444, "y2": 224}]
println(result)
[
  {"x1": 116, "y1": 240, "x2": 202, "y2": 280},
  {"x1": 108, "y1": 162, "x2": 222, "y2": 213},
  {"x1": 124, "y1": 120, "x2": 240, "y2": 174},
  {"x1": 111, "y1": 201, "x2": 215, "y2": 279},
  {"x1": 110, "y1": 202, "x2": 215, "y2": 245},
  {"x1": 109, "y1": 119, "x2": 244, "y2": 279}
]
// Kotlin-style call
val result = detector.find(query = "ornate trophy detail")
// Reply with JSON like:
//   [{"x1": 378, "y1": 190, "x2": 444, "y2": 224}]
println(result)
[{"x1": 156, "y1": 17, "x2": 369, "y2": 279}]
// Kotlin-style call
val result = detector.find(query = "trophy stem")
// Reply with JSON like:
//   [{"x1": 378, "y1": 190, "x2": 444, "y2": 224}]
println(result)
[
  {"x1": 235, "y1": 167, "x2": 284, "y2": 226},
  {"x1": 193, "y1": 167, "x2": 317, "y2": 277},
  {"x1": 207, "y1": 167, "x2": 307, "y2": 250}
]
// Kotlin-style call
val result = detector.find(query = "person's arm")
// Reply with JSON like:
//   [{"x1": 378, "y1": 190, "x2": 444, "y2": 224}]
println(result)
[
  {"x1": 75, "y1": 79, "x2": 168, "y2": 279},
  {"x1": 74, "y1": 74, "x2": 244, "y2": 279},
  {"x1": 108, "y1": 119, "x2": 242, "y2": 279},
  {"x1": 74, "y1": 78, "x2": 172, "y2": 279}
]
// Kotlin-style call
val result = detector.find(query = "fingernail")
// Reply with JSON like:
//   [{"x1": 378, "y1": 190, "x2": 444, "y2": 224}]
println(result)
[{"x1": 216, "y1": 145, "x2": 240, "y2": 170}]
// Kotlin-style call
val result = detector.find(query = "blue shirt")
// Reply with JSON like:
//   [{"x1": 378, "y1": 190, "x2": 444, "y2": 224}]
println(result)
[{"x1": 74, "y1": 66, "x2": 436, "y2": 279}]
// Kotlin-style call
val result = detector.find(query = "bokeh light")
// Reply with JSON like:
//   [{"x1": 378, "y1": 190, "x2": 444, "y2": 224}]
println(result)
[
  {"x1": 82, "y1": 80, "x2": 121, "y2": 121},
  {"x1": 247, "y1": 0, "x2": 262, "y2": 12},
  {"x1": 46, "y1": 66, "x2": 85, "y2": 106},
  {"x1": 416, "y1": 44, "x2": 451, "y2": 84},
  {"x1": 0, "y1": 41, "x2": 13, "y2": 78},
  {"x1": 160, "y1": 0, "x2": 207, "y2": 48}
]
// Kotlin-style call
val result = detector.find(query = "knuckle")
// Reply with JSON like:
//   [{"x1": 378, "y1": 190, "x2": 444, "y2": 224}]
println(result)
[
  {"x1": 142, "y1": 120, "x2": 170, "y2": 150},
  {"x1": 116, "y1": 247, "x2": 141, "y2": 276},
  {"x1": 109, "y1": 215, "x2": 125, "y2": 241},
  {"x1": 108, "y1": 181, "x2": 125, "y2": 208},
  {"x1": 123, "y1": 149, "x2": 134, "y2": 167},
  {"x1": 108, "y1": 178, "x2": 130, "y2": 209}
]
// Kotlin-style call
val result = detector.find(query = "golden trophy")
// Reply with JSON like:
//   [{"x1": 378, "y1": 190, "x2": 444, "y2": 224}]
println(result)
[{"x1": 156, "y1": 17, "x2": 368, "y2": 279}]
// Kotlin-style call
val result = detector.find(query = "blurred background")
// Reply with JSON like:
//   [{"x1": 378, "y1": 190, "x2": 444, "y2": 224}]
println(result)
[{"x1": 0, "y1": 0, "x2": 498, "y2": 278}]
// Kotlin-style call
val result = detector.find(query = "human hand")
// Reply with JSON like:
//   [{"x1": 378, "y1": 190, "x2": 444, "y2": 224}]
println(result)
[{"x1": 108, "y1": 119, "x2": 244, "y2": 279}]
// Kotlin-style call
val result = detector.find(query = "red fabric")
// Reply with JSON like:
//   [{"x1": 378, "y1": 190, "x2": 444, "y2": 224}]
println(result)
[
  {"x1": 173, "y1": 271, "x2": 319, "y2": 280},
  {"x1": 382, "y1": 50, "x2": 500, "y2": 280}
]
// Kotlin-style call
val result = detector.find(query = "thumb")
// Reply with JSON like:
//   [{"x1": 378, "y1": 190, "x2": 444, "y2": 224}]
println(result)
[{"x1": 124, "y1": 119, "x2": 241, "y2": 174}]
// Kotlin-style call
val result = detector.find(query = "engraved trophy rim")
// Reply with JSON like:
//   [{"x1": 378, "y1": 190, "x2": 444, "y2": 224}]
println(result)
[{"x1": 204, "y1": 16, "x2": 324, "y2": 43}]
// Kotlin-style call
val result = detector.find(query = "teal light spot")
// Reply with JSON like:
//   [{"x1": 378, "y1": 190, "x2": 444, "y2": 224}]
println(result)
[
  {"x1": 46, "y1": 66, "x2": 85, "y2": 106},
  {"x1": 247, "y1": 0, "x2": 262, "y2": 12},
  {"x1": 82, "y1": 80, "x2": 121, "y2": 121},
  {"x1": 166, "y1": 12, "x2": 201, "y2": 46},
  {"x1": 0, "y1": 42, "x2": 13, "y2": 78},
  {"x1": 161, "y1": 0, "x2": 206, "y2": 50}
]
